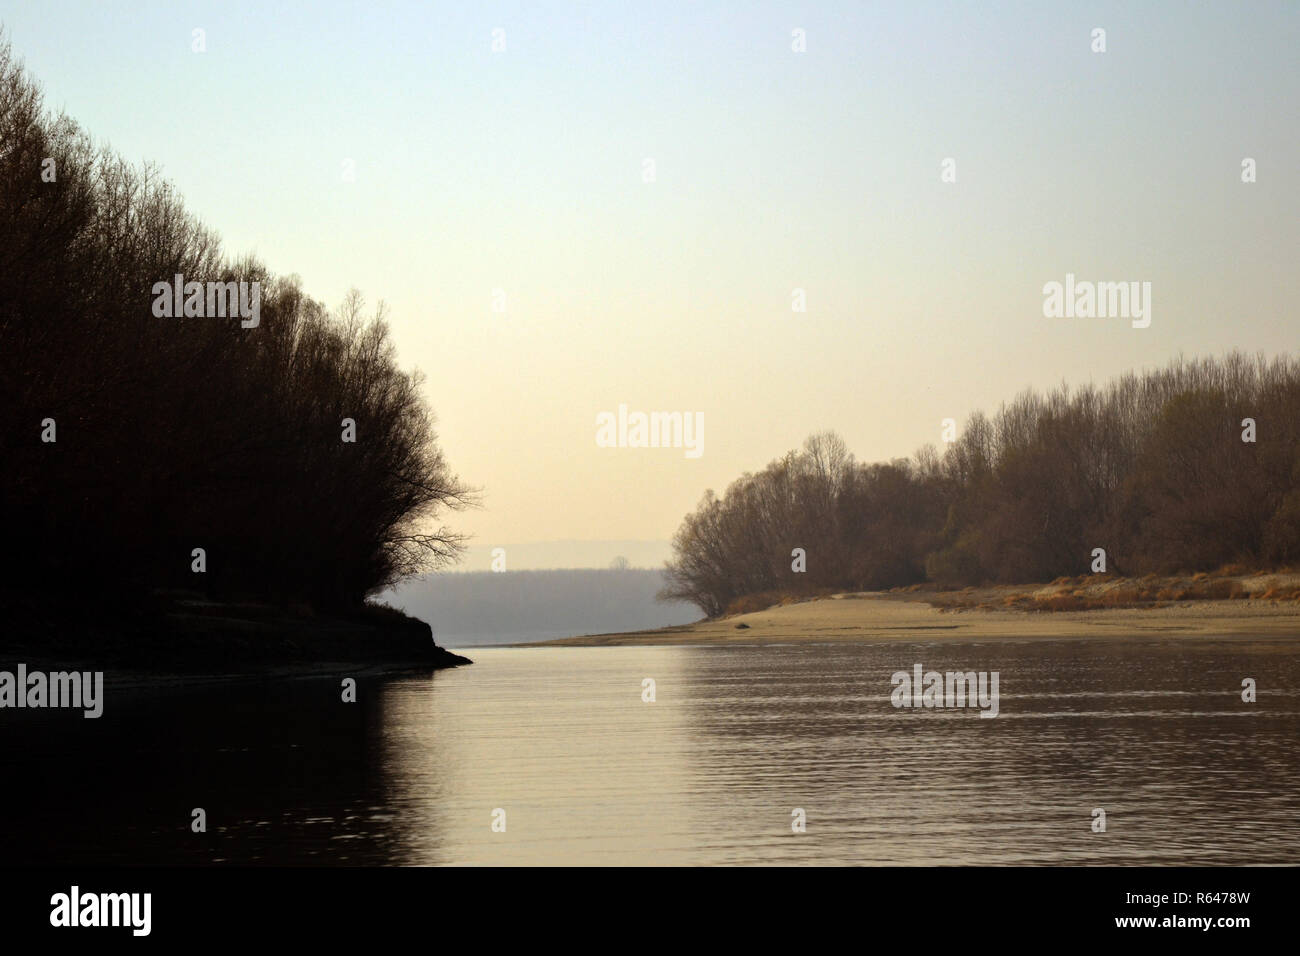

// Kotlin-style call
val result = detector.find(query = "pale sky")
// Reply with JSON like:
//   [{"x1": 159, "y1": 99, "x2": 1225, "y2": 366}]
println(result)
[{"x1": 6, "y1": 1, "x2": 1297, "y2": 566}]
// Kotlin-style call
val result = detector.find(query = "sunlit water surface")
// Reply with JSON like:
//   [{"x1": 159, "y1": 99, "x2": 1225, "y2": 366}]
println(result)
[{"x1": 3, "y1": 638, "x2": 1298, "y2": 865}]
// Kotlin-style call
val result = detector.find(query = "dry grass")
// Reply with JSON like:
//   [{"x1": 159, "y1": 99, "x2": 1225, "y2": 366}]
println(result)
[
  {"x1": 1102, "y1": 587, "x2": 1141, "y2": 606},
  {"x1": 1211, "y1": 563, "x2": 1250, "y2": 578},
  {"x1": 1187, "y1": 579, "x2": 1243, "y2": 600},
  {"x1": 969, "y1": 575, "x2": 1253, "y2": 612},
  {"x1": 876, "y1": 567, "x2": 1300, "y2": 616},
  {"x1": 725, "y1": 588, "x2": 839, "y2": 616},
  {"x1": 724, "y1": 591, "x2": 793, "y2": 616}
]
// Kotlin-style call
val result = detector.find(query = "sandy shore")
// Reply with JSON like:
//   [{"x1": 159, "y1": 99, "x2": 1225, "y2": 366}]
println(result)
[{"x1": 535, "y1": 590, "x2": 1300, "y2": 646}]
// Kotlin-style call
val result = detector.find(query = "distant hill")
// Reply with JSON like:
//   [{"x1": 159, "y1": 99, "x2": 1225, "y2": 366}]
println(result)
[{"x1": 380, "y1": 568, "x2": 699, "y2": 646}]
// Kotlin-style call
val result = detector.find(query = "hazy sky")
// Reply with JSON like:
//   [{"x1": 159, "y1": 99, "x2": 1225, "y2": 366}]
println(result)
[{"x1": 6, "y1": 1, "x2": 1297, "y2": 566}]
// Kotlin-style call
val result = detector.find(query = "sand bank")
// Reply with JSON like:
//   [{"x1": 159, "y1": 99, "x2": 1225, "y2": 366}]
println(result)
[{"x1": 535, "y1": 589, "x2": 1300, "y2": 646}]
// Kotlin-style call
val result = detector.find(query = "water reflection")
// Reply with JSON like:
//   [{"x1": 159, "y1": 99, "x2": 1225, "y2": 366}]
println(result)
[
  {"x1": 2, "y1": 638, "x2": 1297, "y2": 865},
  {"x1": 0, "y1": 672, "x2": 433, "y2": 864}
]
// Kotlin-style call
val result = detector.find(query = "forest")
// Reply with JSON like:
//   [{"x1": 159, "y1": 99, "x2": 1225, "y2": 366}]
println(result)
[
  {"x1": 0, "y1": 35, "x2": 470, "y2": 610},
  {"x1": 661, "y1": 353, "x2": 1300, "y2": 617}
]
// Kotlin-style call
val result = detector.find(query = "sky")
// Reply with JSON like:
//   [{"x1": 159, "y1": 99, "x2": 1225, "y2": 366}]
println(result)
[{"x1": 4, "y1": 1, "x2": 1297, "y2": 568}]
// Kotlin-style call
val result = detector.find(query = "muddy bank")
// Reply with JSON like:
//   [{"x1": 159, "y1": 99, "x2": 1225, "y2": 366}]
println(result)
[{"x1": 1, "y1": 592, "x2": 471, "y2": 677}]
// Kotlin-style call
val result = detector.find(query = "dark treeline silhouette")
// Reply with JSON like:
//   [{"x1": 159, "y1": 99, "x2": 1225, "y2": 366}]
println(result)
[
  {"x1": 0, "y1": 36, "x2": 470, "y2": 610},
  {"x1": 662, "y1": 353, "x2": 1300, "y2": 617}
]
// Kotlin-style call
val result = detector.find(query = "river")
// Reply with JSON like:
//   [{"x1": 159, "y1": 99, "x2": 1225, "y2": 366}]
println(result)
[{"x1": 3, "y1": 637, "x2": 1297, "y2": 865}]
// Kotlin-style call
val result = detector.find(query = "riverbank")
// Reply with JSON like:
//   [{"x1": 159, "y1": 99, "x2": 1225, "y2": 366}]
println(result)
[
  {"x1": 536, "y1": 572, "x2": 1300, "y2": 645},
  {"x1": 1, "y1": 592, "x2": 471, "y2": 677}
]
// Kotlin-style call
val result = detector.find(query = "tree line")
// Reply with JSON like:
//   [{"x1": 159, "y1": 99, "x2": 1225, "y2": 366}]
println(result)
[
  {"x1": 661, "y1": 353, "x2": 1300, "y2": 617},
  {"x1": 0, "y1": 34, "x2": 471, "y2": 608}
]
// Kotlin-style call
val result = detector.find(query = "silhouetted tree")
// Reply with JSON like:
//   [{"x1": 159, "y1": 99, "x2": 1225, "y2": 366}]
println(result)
[
  {"x1": 664, "y1": 354, "x2": 1300, "y2": 616},
  {"x1": 0, "y1": 34, "x2": 472, "y2": 612}
]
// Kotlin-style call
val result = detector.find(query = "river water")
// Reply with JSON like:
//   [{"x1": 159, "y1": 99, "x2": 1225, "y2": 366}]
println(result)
[{"x1": 3, "y1": 638, "x2": 1297, "y2": 865}]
